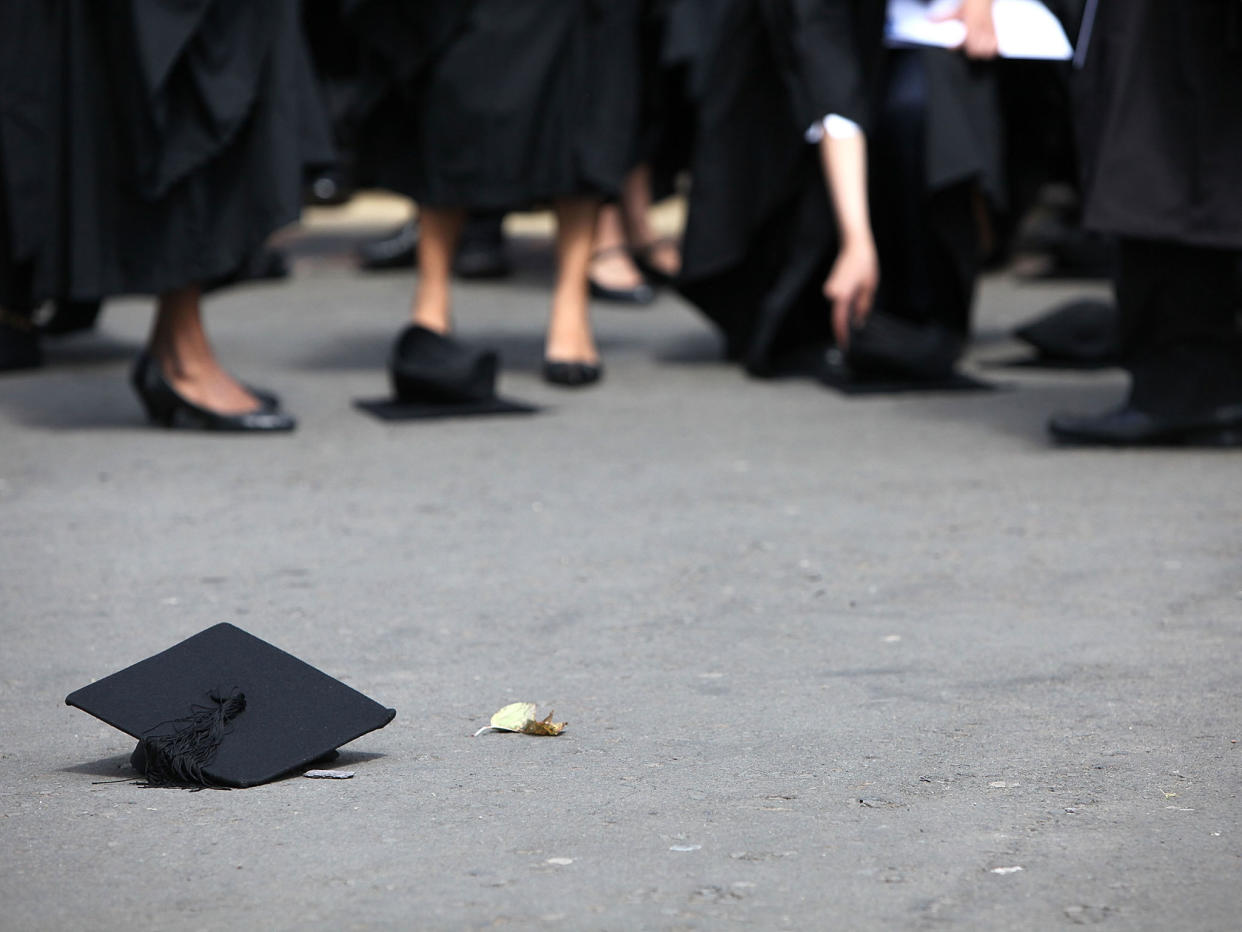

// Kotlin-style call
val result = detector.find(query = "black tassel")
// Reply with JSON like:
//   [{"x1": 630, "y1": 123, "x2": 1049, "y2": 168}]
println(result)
[{"x1": 136, "y1": 689, "x2": 246, "y2": 788}]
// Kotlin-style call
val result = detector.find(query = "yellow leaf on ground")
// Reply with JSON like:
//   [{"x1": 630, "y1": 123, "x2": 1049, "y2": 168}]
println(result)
[
  {"x1": 473, "y1": 702, "x2": 567, "y2": 737},
  {"x1": 490, "y1": 702, "x2": 537, "y2": 732}
]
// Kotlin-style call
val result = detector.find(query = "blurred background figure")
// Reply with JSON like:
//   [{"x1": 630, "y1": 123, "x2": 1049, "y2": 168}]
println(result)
[
  {"x1": 1049, "y1": 0, "x2": 1242, "y2": 446},
  {"x1": 676, "y1": 0, "x2": 1081, "y2": 388},
  {"x1": 677, "y1": 0, "x2": 882, "y2": 378},
  {"x1": 587, "y1": 0, "x2": 696, "y2": 305},
  {"x1": 346, "y1": 0, "x2": 642, "y2": 388}
]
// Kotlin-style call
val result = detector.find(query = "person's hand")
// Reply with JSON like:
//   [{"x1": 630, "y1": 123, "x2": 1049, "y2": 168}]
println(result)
[
  {"x1": 823, "y1": 237, "x2": 878, "y2": 349},
  {"x1": 933, "y1": 0, "x2": 999, "y2": 60}
]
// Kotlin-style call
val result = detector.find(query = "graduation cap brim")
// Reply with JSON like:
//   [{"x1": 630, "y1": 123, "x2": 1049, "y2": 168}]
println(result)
[
  {"x1": 354, "y1": 396, "x2": 539, "y2": 421},
  {"x1": 817, "y1": 358, "x2": 997, "y2": 395},
  {"x1": 66, "y1": 623, "x2": 396, "y2": 788}
]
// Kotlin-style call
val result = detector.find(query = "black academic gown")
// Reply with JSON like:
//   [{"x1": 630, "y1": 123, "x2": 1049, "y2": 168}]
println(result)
[
  {"x1": 0, "y1": 4, "x2": 55, "y2": 311},
  {"x1": 632, "y1": 0, "x2": 696, "y2": 202},
  {"x1": 1077, "y1": 0, "x2": 1242, "y2": 251},
  {"x1": 347, "y1": 0, "x2": 641, "y2": 210},
  {"x1": 677, "y1": 0, "x2": 885, "y2": 373},
  {"x1": 35, "y1": 0, "x2": 332, "y2": 302}
]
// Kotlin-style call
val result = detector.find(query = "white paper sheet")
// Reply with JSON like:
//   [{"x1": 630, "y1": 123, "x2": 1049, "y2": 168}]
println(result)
[{"x1": 885, "y1": 0, "x2": 1074, "y2": 61}]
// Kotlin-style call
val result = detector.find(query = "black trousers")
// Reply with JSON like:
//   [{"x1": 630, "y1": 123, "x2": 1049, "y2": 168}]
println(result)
[
  {"x1": 1119, "y1": 238, "x2": 1242, "y2": 415},
  {"x1": 870, "y1": 50, "x2": 980, "y2": 339}
]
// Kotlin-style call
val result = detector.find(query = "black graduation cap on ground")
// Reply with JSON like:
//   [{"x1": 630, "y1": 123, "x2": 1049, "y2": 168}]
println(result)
[
  {"x1": 355, "y1": 325, "x2": 538, "y2": 421},
  {"x1": 1005, "y1": 299, "x2": 1121, "y2": 369},
  {"x1": 65, "y1": 623, "x2": 396, "y2": 788},
  {"x1": 818, "y1": 312, "x2": 995, "y2": 394}
]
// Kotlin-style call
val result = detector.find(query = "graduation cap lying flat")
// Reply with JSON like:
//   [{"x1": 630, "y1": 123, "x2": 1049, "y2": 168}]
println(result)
[
  {"x1": 355, "y1": 325, "x2": 537, "y2": 420},
  {"x1": 66, "y1": 624, "x2": 396, "y2": 788}
]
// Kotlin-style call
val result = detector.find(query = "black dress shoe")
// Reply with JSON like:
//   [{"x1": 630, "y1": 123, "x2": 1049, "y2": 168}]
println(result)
[
  {"x1": 542, "y1": 359, "x2": 603, "y2": 387},
  {"x1": 358, "y1": 221, "x2": 417, "y2": 271},
  {"x1": 130, "y1": 354, "x2": 296, "y2": 432},
  {"x1": 1048, "y1": 404, "x2": 1242, "y2": 447}
]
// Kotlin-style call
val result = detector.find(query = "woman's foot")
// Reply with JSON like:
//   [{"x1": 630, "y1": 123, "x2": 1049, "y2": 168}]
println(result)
[
  {"x1": 544, "y1": 311, "x2": 599, "y2": 369},
  {"x1": 153, "y1": 351, "x2": 263, "y2": 415},
  {"x1": 132, "y1": 354, "x2": 295, "y2": 431}
]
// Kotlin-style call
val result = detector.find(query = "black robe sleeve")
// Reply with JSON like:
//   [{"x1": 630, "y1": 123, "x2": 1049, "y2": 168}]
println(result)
[{"x1": 760, "y1": 0, "x2": 881, "y2": 132}]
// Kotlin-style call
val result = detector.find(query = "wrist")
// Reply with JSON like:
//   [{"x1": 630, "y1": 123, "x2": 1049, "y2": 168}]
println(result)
[{"x1": 838, "y1": 228, "x2": 874, "y2": 251}]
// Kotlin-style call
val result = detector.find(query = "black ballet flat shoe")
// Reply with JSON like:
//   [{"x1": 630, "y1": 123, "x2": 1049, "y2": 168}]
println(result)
[
  {"x1": 1048, "y1": 404, "x2": 1242, "y2": 447},
  {"x1": 130, "y1": 354, "x2": 296, "y2": 432},
  {"x1": 589, "y1": 278, "x2": 655, "y2": 305},
  {"x1": 542, "y1": 359, "x2": 603, "y2": 387},
  {"x1": 245, "y1": 385, "x2": 282, "y2": 411},
  {"x1": 588, "y1": 245, "x2": 655, "y2": 305}
]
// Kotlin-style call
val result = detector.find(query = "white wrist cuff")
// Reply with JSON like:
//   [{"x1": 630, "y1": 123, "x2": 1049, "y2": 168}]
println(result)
[{"x1": 805, "y1": 113, "x2": 863, "y2": 144}]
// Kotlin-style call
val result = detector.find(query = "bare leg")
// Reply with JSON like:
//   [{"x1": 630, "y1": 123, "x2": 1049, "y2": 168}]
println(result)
[
  {"x1": 148, "y1": 285, "x2": 259, "y2": 414},
  {"x1": 589, "y1": 203, "x2": 644, "y2": 290},
  {"x1": 624, "y1": 164, "x2": 680, "y2": 278},
  {"x1": 548, "y1": 197, "x2": 601, "y2": 364},
  {"x1": 412, "y1": 206, "x2": 466, "y2": 333}
]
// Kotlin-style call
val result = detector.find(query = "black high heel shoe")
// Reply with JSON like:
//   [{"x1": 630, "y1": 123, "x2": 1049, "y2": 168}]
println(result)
[{"x1": 130, "y1": 354, "x2": 296, "y2": 432}]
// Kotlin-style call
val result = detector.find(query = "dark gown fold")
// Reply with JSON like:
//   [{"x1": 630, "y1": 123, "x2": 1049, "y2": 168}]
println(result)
[
  {"x1": 347, "y1": 0, "x2": 641, "y2": 210},
  {"x1": 1076, "y1": 0, "x2": 1242, "y2": 250},
  {"x1": 36, "y1": 0, "x2": 333, "y2": 302},
  {"x1": 0, "y1": 3, "x2": 56, "y2": 310}
]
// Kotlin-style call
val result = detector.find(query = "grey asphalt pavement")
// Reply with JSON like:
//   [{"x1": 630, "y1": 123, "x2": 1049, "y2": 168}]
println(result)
[{"x1": 1, "y1": 232, "x2": 1239, "y2": 931}]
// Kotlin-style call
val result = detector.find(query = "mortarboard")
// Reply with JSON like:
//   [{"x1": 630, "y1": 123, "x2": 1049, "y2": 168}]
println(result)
[
  {"x1": 818, "y1": 312, "x2": 995, "y2": 394},
  {"x1": 66, "y1": 623, "x2": 396, "y2": 788},
  {"x1": 355, "y1": 324, "x2": 537, "y2": 421},
  {"x1": 1010, "y1": 299, "x2": 1121, "y2": 368}
]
